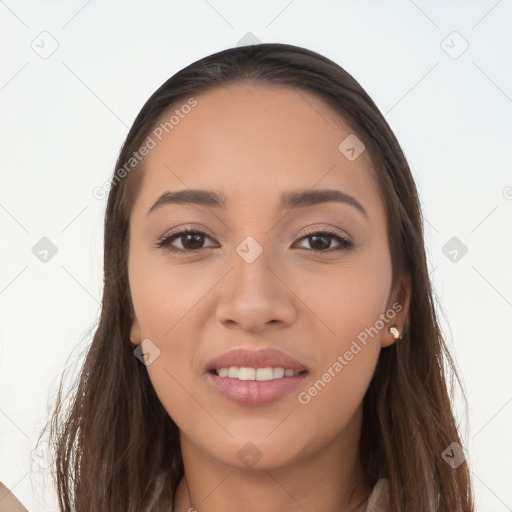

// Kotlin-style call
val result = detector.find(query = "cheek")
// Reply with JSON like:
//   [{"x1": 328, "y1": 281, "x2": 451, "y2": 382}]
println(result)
[
  {"x1": 145, "y1": 355, "x2": 197, "y2": 431},
  {"x1": 293, "y1": 253, "x2": 392, "y2": 347},
  {"x1": 292, "y1": 276, "x2": 385, "y2": 437},
  {"x1": 128, "y1": 252, "x2": 212, "y2": 424},
  {"x1": 291, "y1": 254, "x2": 390, "y2": 405},
  {"x1": 129, "y1": 250, "x2": 213, "y2": 340}
]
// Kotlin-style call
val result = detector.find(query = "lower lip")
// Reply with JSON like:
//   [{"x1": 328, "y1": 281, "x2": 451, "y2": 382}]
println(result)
[{"x1": 206, "y1": 371, "x2": 308, "y2": 407}]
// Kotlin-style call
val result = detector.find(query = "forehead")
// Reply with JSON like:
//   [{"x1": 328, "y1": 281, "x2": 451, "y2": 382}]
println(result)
[{"x1": 131, "y1": 82, "x2": 385, "y2": 223}]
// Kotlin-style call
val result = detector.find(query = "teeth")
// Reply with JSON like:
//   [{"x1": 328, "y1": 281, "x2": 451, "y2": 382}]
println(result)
[
  {"x1": 255, "y1": 367, "x2": 273, "y2": 381},
  {"x1": 273, "y1": 367, "x2": 285, "y2": 378},
  {"x1": 215, "y1": 366, "x2": 301, "y2": 380},
  {"x1": 239, "y1": 367, "x2": 256, "y2": 381}
]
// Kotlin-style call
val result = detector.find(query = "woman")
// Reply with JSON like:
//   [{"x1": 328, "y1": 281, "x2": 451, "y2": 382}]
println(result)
[{"x1": 39, "y1": 43, "x2": 474, "y2": 511}]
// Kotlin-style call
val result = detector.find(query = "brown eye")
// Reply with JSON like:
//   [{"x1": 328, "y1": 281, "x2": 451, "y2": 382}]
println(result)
[
  {"x1": 294, "y1": 230, "x2": 354, "y2": 253},
  {"x1": 156, "y1": 230, "x2": 217, "y2": 253},
  {"x1": 177, "y1": 232, "x2": 206, "y2": 250},
  {"x1": 156, "y1": 228, "x2": 354, "y2": 255}
]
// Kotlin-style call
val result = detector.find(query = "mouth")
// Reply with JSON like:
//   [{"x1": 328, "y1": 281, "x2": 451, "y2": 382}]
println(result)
[
  {"x1": 205, "y1": 348, "x2": 309, "y2": 407},
  {"x1": 208, "y1": 367, "x2": 308, "y2": 380},
  {"x1": 206, "y1": 368, "x2": 309, "y2": 407},
  {"x1": 206, "y1": 347, "x2": 308, "y2": 374}
]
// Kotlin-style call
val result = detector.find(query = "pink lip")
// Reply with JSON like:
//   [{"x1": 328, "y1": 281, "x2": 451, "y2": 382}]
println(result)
[
  {"x1": 205, "y1": 348, "x2": 307, "y2": 373},
  {"x1": 206, "y1": 372, "x2": 307, "y2": 407},
  {"x1": 205, "y1": 348, "x2": 308, "y2": 407}
]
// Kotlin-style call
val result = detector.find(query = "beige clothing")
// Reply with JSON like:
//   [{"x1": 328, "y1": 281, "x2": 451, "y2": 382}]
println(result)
[
  {"x1": 0, "y1": 482, "x2": 29, "y2": 512},
  {"x1": 353, "y1": 478, "x2": 389, "y2": 512}
]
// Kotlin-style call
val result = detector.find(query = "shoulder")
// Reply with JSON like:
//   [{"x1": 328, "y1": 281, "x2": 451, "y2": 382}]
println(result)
[{"x1": 0, "y1": 481, "x2": 29, "y2": 512}]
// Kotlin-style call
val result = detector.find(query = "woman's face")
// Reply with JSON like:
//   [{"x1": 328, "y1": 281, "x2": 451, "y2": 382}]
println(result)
[{"x1": 128, "y1": 82, "x2": 410, "y2": 470}]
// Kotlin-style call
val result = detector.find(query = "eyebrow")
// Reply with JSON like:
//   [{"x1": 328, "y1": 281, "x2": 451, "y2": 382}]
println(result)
[{"x1": 147, "y1": 188, "x2": 368, "y2": 218}]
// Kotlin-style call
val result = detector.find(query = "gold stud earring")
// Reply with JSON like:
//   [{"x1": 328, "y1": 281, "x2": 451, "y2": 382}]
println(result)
[{"x1": 388, "y1": 326, "x2": 401, "y2": 340}]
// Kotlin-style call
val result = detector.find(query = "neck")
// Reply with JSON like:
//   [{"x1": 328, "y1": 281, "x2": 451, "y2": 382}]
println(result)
[{"x1": 172, "y1": 407, "x2": 369, "y2": 512}]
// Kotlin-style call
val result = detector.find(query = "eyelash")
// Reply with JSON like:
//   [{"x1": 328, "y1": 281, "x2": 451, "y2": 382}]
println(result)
[{"x1": 155, "y1": 226, "x2": 354, "y2": 255}]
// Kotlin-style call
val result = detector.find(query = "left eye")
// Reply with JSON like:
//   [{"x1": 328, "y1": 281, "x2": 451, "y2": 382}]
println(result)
[
  {"x1": 295, "y1": 230, "x2": 353, "y2": 252},
  {"x1": 156, "y1": 229, "x2": 353, "y2": 254}
]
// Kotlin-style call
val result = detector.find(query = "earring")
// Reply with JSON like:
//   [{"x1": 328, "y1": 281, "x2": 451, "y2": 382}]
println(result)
[{"x1": 388, "y1": 326, "x2": 402, "y2": 340}]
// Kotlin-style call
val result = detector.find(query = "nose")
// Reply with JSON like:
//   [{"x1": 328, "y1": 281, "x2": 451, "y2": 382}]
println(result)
[{"x1": 215, "y1": 246, "x2": 298, "y2": 334}]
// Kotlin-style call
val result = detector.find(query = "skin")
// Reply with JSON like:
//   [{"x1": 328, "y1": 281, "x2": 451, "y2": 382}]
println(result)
[{"x1": 128, "y1": 82, "x2": 411, "y2": 512}]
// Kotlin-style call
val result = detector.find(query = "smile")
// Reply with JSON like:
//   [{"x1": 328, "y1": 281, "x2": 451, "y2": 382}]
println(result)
[
  {"x1": 206, "y1": 368, "x2": 309, "y2": 407},
  {"x1": 213, "y1": 367, "x2": 302, "y2": 380}
]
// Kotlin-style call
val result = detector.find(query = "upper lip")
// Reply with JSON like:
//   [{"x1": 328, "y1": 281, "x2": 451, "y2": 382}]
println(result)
[{"x1": 206, "y1": 348, "x2": 308, "y2": 373}]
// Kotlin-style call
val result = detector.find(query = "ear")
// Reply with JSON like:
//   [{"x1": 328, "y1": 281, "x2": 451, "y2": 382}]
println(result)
[
  {"x1": 130, "y1": 307, "x2": 142, "y2": 345},
  {"x1": 381, "y1": 272, "x2": 411, "y2": 348}
]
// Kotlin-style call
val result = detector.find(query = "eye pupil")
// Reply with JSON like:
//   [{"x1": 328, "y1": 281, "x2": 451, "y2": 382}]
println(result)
[
  {"x1": 183, "y1": 233, "x2": 204, "y2": 250},
  {"x1": 309, "y1": 235, "x2": 330, "y2": 250}
]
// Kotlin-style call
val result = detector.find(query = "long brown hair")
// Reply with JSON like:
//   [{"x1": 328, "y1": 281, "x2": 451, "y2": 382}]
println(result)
[{"x1": 37, "y1": 43, "x2": 474, "y2": 511}]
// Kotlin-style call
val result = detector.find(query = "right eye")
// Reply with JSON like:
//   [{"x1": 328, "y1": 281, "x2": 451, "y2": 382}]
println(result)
[{"x1": 156, "y1": 229, "x2": 217, "y2": 254}]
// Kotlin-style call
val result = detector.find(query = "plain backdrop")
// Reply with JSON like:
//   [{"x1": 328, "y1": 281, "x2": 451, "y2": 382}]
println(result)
[{"x1": 1, "y1": 1, "x2": 511, "y2": 511}]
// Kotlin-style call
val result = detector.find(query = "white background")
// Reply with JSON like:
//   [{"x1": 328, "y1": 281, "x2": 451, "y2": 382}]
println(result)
[{"x1": 0, "y1": 1, "x2": 511, "y2": 511}]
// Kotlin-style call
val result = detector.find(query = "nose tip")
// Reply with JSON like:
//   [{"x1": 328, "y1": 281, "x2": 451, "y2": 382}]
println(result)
[{"x1": 214, "y1": 255, "x2": 297, "y2": 333}]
